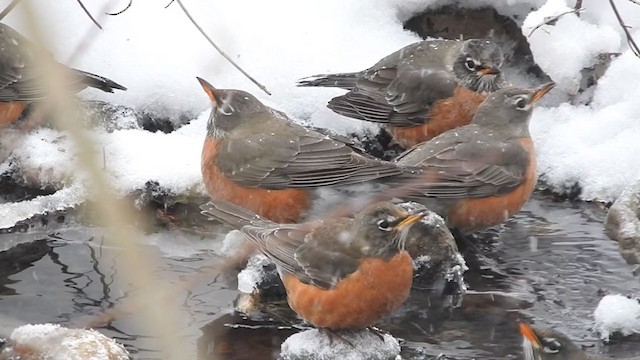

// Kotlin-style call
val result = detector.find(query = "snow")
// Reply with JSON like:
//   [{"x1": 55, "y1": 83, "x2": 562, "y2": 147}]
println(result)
[
  {"x1": 594, "y1": 294, "x2": 640, "y2": 341},
  {"x1": 4, "y1": 323, "x2": 129, "y2": 360},
  {"x1": 2, "y1": 0, "x2": 640, "y2": 230},
  {"x1": 522, "y1": 0, "x2": 621, "y2": 94},
  {"x1": 280, "y1": 328, "x2": 401, "y2": 360},
  {"x1": 237, "y1": 255, "x2": 272, "y2": 294}
]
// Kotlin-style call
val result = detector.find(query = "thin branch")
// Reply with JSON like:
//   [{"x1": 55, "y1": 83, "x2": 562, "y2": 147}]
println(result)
[
  {"x1": 528, "y1": 8, "x2": 585, "y2": 37},
  {"x1": 76, "y1": 0, "x2": 103, "y2": 30},
  {"x1": 575, "y1": 0, "x2": 583, "y2": 16},
  {"x1": 174, "y1": 0, "x2": 271, "y2": 95},
  {"x1": 105, "y1": 0, "x2": 132, "y2": 16},
  {"x1": 628, "y1": 0, "x2": 640, "y2": 5},
  {"x1": 165, "y1": 0, "x2": 175, "y2": 9},
  {"x1": 0, "y1": 0, "x2": 21, "y2": 21},
  {"x1": 609, "y1": 0, "x2": 640, "y2": 58}
]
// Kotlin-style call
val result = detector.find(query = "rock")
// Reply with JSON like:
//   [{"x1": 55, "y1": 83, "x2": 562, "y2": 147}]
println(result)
[
  {"x1": 605, "y1": 179, "x2": 640, "y2": 264},
  {"x1": 280, "y1": 328, "x2": 400, "y2": 360},
  {"x1": 0, "y1": 323, "x2": 129, "y2": 360}
]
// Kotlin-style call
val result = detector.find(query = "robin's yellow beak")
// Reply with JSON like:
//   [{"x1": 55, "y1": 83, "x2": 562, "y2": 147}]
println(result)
[
  {"x1": 394, "y1": 210, "x2": 428, "y2": 230},
  {"x1": 478, "y1": 67, "x2": 500, "y2": 75},
  {"x1": 197, "y1": 77, "x2": 220, "y2": 107},
  {"x1": 532, "y1": 82, "x2": 555, "y2": 104},
  {"x1": 519, "y1": 322, "x2": 542, "y2": 349}
]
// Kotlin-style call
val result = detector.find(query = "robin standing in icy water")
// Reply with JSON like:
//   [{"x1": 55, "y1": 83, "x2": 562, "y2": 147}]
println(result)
[
  {"x1": 297, "y1": 38, "x2": 504, "y2": 148},
  {"x1": 197, "y1": 77, "x2": 413, "y2": 224},
  {"x1": 394, "y1": 83, "x2": 555, "y2": 233},
  {"x1": 520, "y1": 322, "x2": 640, "y2": 360},
  {"x1": 201, "y1": 199, "x2": 427, "y2": 329},
  {"x1": 0, "y1": 23, "x2": 126, "y2": 128}
]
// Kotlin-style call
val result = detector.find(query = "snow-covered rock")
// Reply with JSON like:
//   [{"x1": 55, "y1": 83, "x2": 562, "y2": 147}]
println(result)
[
  {"x1": 0, "y1": 323, "x2": 129, "y2": 360},
  {"x1": 606, "y1": 179, "x2": 640, "y2": 264},
  {"x1": 594, "y1": 294, "x2": 640, "y2": 341},
  {"x1": 280, "y1": 328, "x2": 400, "y2": 360}
]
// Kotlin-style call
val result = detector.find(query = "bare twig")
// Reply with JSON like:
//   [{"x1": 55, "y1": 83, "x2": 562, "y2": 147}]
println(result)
[
  {"x1": 628, "y1": 0, "x2": 640, "y2": 5},
  {"x1": 575, "y1": 0, "x2": 583, "y2": 16},
  {"x1": 528, "y1": 8, "x2": 585, "y2": 37},
  {"x1": 0, "y1": 0, "x2": 22, "y2": 21},
  {"x1": 174, "y1": 0, "x2": 272, "y2": 95},
  {"x1": 609, "y1": 0, "x2": 640, "y2": 58},
  {"x1": 76, "y1": 0, "x2": 103, "y2": 30},
  {"x1": 165, "y1": 0, "x2": 175, "y2": 9},
  {"x1": 105, "y1": 0, "x2": 132, "y2": 16}
]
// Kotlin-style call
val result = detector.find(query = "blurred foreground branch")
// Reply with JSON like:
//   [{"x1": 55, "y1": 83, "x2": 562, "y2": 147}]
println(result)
[{"x1": 0, "y1": 0, "x2": 21, "y2": 21}]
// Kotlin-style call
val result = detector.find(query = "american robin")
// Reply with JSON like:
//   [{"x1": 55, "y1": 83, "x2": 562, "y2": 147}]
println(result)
[
  {"x1": 519, "y1": 322, "x2": 639, "y2": 360},
  {"x1": 0, "y1": 23, "x2": 126, "y2": 128},
  {"x1": 395, "y1": 83, "x2": 555, "y2": 233},
  {"x1": 297, "y1": 38, "x2": 504, "y2": 148},
  {"x1": 197, "y1": 77, "x2": 410, "y2": 224},
  {"x1": 201, "y1": 199, "x2": 427, "y2": 329}
]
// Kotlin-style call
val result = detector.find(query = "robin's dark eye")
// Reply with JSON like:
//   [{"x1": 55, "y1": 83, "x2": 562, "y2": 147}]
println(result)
[
  {"x1": 465, "y1": 58, "x2": 476, "y2": 70},
  {"x1": 377, "y1": 219, "x2": 393, "y2": 231},
  {"x1": 515, "y1": 97, "x2": 528, "y2": 109},
  {"x1": 542, "y1": 338, "x2": 561, "y2": 354}
]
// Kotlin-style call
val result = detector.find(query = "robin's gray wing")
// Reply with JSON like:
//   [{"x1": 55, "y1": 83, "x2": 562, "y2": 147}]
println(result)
[
  {"x1": 328, "y1": 68, "x2": 458, "y2": 127},
  {"x1": 216, "y1": 122, "x2": 403, "y2": 189},
  {"x1": 241, "y1": 219, "x2": 361, "y2": 289},
  {"x1": 396, "y1": 128, "x2": 531, "y2": 199}
]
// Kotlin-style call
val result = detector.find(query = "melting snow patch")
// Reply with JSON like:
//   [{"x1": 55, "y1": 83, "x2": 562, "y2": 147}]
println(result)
[{"x1": 594, "y1": 294, "x2": 640, "y2": 341}]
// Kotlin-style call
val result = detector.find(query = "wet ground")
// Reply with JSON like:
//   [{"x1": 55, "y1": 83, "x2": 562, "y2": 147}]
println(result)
[{"x1": 0, "y1": 194, "x2": 639, "y2": 359}]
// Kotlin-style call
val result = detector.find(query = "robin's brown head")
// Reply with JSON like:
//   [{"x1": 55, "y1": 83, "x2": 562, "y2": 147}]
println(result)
[
  {"x1": 350, "y1": 202, "x2": 428, "y2": 260},
  {"x1": 520, "y1": 323, "x2": 587, "y2": 360},
  {"x1": 472, "y1": 82, "x2": 555, "y2": 137},
  {"x1": 453, "y1": 39, "x2": 504, "y2": 93},
  {"x1": 197, "y1": 77, "x2": 271, "y2": 138}
]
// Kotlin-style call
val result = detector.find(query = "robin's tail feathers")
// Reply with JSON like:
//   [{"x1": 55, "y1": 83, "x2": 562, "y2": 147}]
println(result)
[
  {"x1": 200, "y1": 200, "x2": 271, "y2": 229},
  {"x1": 296, "y1": 72, "x2": 358, "y2": 90},
  {"x1": 74, "y1": 69, "x2": 127, "y2": 93}
]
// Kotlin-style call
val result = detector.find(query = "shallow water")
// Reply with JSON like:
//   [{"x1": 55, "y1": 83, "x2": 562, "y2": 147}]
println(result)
[{"x1": 1, "y1": 195, "x2": 639, "y2": 359}]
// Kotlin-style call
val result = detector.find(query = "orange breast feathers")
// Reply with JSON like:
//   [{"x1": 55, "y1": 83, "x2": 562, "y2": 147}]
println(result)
[
  {"x1": 282, "y1": 251, "x2": 413, "y2": 329},
  {"x1": 447, "y1": 137, "x2": 538, "y2": 232},
  {"x1": 0, "y1": 102, "x2": 27, "y2": 127},
  {"x1": 201, "y1": 137, "x2": 312, "y2": 223},
  {"x1": 388, "y1": 86, "x2": 487, "y2": 148}
]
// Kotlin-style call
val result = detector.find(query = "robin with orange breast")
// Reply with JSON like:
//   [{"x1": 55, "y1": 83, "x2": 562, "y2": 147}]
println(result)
[
  {"x1": 297, "y1": 38, "x2": 504, "y2": 148},
  {"x1": 519, "y1": 322, "x2": 640, "y2": 360},
  {"x1": 201, "y1": 199, "x2": 427, "y2": 329},
  {"x1": 0, "y1": 23, "x2": 126, "y2": 128},
  {"x1": 197, "y1": 77, "x2": 411, "y2": 224},
  {"x1": 394, "y1": 83, "x2": 555, "y2": 233}
]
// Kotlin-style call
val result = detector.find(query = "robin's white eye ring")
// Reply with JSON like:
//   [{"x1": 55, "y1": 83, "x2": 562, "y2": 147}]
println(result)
[
  {"x1": 515, "y1": 97, "x2": 528, "y2": 109},
  {"x1": 542, "y1": 338, "x2": 561, "y2": 353},
  {"x1": 377, "y1": 219, "x2": 393, "y2": 231},
  {"x1": 465, "y1": 58, "x2": 476, "y2": 70}
]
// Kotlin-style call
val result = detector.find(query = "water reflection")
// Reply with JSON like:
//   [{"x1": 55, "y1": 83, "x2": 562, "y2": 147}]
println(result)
[{"x1": 0, "y1": 197, "x2": 638, "y2": 359}]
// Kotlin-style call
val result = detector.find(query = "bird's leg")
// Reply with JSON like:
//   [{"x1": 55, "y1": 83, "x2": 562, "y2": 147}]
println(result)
[
  {"x1": 321, "y1": 328, "x2": 355, "y2": 348},
  {"x1": 367, "y1": 326, "x2": 388, "y2": 342}
]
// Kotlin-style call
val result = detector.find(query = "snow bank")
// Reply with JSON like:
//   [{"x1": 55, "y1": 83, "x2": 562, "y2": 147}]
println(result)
[
  {"x1": 594, "y1": 294, "x2": 640, "y2": 341},
  {"x1": 2, "y1": 0, "x2": 640, "y2": 231}
]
